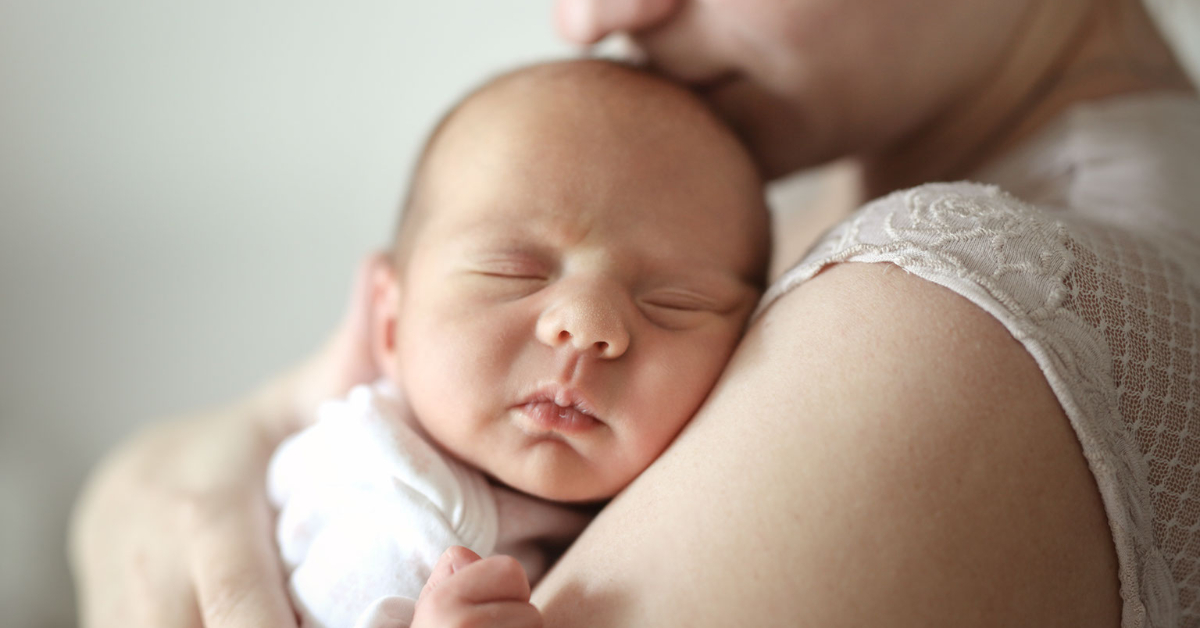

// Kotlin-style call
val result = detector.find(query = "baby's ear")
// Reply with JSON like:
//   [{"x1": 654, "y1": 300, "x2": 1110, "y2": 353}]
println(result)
[{"x1": 368, "y1": 259, "x2": 403, "y2": 382}]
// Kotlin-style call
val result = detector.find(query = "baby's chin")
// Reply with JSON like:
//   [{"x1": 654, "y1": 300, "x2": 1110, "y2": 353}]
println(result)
[
  {"x1": 494, "y1": 473, "x2": 621, "y2": 505},
  {"x1": 488, "y1": 455, "x2": 634, "y2": 505}
]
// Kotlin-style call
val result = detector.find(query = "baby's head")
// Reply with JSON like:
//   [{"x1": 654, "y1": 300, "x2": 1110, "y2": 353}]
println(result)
[{"x1": 372, "y1": 59, "x2": 769, "y2": 502}]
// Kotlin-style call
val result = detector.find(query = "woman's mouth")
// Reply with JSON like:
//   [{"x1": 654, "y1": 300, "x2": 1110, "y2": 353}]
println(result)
[{"x1": 689, "y1": 71, "x2": 741, "y2": 98}]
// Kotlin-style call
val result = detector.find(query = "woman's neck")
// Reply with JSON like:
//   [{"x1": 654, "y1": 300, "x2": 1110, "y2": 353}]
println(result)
[{"x1": 854, "y1": 0, "x2": 1195, "y2": 202}]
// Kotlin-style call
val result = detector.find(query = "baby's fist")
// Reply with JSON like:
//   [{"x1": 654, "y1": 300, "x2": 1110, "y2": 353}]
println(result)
[{"x1": 412, "y1": 546, "x2": 542, "y2": 628}]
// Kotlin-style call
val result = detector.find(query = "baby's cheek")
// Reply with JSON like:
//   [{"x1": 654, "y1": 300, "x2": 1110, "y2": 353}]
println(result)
[
  {"x1": 402, "y1": 311, "x2": 525, "y2": 421},
  {"x1": 633, "y1": 333, "x2": 738, "y2": 440},
  {"x1": 399, "y1": 322, "x2": 473, "y2": 406},
  {"x1": 624, "y1": 364, "x2": 706, "y2": 451}
]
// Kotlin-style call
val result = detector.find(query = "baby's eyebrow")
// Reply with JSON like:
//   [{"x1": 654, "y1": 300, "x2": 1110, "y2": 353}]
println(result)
[
  {"x1": 453, "y1": 233, "x2": 550, "y2": 256},
  {"x1": 450, "y1": 218, "x2": 546, "y2": 243}
]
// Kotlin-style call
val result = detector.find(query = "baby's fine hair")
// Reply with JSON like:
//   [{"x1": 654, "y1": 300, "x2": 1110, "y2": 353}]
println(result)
[{"x1": 387, "y1": 58, "x2": 771, "y2": 289}]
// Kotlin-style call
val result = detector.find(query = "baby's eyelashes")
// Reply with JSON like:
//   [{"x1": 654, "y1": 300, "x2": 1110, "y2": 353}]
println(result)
[
  {"x1": 470, "y1": 256, "x2": 553, "y2": 280},
  {"x1": 456, "y1": 262, "x2": 551, "y2": 301},
  {"x1": 639, "y1": 292, "x2": 714, "y2": 311},
  {"x1": 635, "y1": 291, "x2": 723, "y2": 330},
  {"x1": 477, "y1": 270, "x2": 549, "y2": 281},
  {"x1": 456, "y1": 255, "x2": 738, "y2": 331}
]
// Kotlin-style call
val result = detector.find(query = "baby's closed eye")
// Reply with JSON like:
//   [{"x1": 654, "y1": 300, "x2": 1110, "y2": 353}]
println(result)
[
  {"x1": 470, "y1": 253, "x2": 553, "y2": 279},
  {"x1": 637, "y1": 290, "x2": 725, "y2": 329}
]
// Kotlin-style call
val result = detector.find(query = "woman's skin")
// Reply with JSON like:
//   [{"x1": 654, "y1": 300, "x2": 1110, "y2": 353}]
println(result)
[
  {"x1": 69, "y1": 0, "x2": 1195, "y2": 626},
  {"x1": 70, "y1": 256, "x2": 390, "y2": 628}
]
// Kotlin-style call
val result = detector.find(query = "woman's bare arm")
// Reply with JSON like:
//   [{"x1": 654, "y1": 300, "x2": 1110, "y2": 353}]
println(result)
[
  {"x1": 70, "y1": 394, "x2": 300, "y2": 628},
  {"x1": 68, "y1": 254, "x2": 390, "y2": 628},
  {"x1": 533, "y1": 262, "x2": 1122, "y2": 626}
]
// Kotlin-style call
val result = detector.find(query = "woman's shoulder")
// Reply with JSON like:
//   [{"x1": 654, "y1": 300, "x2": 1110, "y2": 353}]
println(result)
[
  {"x1": 535, "y1": 257, "x2": 1125, "y2": 626},
  {"x1": 760, "y1": 181, "x2": 1072, "y2": 322},
  {"x1": 756, "y1": 174, "x2": 1196, "y2": 625}
]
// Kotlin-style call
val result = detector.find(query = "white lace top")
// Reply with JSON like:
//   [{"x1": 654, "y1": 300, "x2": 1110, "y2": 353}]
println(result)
[{"x1": 760, "y1": 93, "x2": 1200, "y2": 628}]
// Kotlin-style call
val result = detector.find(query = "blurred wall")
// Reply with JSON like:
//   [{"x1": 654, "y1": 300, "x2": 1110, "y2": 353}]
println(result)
[
  {"x1": 0, "y1": 1, "x2": 1196, "y2": 627},
  {"x1": 0, "y1": 2, "x2": 568, "y2": 626}
]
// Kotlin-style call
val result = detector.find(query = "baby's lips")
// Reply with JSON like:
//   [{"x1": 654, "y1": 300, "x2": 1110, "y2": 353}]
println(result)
[
  {"x1": 518, "y1": 400, "x2": 600, "y2": 435},
  {"x1": 517, "y1": 383, "x2": 604, "y2": 423}
]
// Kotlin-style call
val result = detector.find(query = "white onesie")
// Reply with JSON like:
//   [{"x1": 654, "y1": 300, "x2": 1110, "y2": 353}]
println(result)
[{"x1": 267, "y1": 382, "x2": 591, "y2": 628}]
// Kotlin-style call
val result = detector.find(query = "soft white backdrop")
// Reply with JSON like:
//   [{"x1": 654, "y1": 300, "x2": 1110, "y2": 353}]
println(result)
[{"x1": 0, "y1": 2, "x2": 1195, "y2": 627}]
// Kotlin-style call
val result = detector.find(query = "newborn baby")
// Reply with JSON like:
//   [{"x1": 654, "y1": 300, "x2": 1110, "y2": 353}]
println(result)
[{"x1": 268, "y1": 59, "x2": 770, "y2": 628}]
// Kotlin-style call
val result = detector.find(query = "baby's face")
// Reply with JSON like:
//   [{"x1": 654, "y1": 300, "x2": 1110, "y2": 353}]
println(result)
[{"x1": 380, "y1": 64, "x2": 767, "y2": 502}]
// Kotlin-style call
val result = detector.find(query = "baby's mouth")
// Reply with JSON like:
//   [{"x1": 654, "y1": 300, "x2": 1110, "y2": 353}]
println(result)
[{"x1": 517, "y1": 400, "x2": 599, "y2": 436}]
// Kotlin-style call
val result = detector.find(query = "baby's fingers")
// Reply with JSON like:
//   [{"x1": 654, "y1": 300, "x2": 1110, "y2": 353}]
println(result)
[
  {"x1": 184, "y1": 493, "x2": 297, "y2": 628},
  {"x1": 414, "y1": 552, "x2": 539, "y2": 628},
  {"x1": 461, "y1": 601, "x2": 544, "y2": 628},
  {"x1": 451, "y1": 555, "x2": 533, "y2": 604},
  {"x1": 419, "y1": 546, "x2": 483, "y2": 603},
  {"x1": 419, "y1": 554, "x2": 532, "y2": 609}
]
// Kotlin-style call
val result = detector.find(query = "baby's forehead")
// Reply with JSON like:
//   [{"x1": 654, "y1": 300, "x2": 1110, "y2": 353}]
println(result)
[
  {"x1": 440, "y1": 61, "x2": 713, "y2": 148},
  {"x1": 415, "y1": 60, "x2": 761, "y2": 210},
  {"x1": 397, "y1": 60, "x2": 770, "y2": 286}
]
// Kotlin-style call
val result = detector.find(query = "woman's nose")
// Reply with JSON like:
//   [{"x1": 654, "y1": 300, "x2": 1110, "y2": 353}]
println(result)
[{"x1": 535, "y1": 287, "x2": 630, "y2": 359}]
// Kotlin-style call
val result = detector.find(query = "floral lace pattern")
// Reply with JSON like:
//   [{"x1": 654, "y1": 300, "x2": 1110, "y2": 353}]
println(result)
[{"x1": 760, "y1": 182, "x2": 1199, "y2": 627}]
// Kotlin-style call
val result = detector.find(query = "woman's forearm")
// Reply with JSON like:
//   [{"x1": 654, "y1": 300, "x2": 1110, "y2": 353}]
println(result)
[{"x1": 68, "y1": 254, "x2": 403, "y2": 628}]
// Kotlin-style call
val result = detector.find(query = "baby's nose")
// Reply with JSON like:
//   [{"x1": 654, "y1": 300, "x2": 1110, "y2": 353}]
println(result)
[{"x1": 535, "y1": 290, "x2": 629, "y2": 359}]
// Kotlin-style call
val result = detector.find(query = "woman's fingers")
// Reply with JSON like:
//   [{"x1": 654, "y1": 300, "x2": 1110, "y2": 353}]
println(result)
[
  {"x1": 184, "y1": 491, "x2": 297, "y2": 628},
  {"x1": 340, "y1": 251, "x2": 393, "y2": 356},
  {"x1": 286, "y1": 252, "x2": 392, "y2": 427},
  {"x1": 325, "y1": 251, "x2": 392, "y2": 389},
  {"x1": 554, "y1": 0, "x2": 683, "y2": 44}
]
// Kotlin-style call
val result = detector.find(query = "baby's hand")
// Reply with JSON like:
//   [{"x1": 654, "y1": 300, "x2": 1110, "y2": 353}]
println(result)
[{"x1": 412, "y1": 546, "x2": 542, "y2": 628}]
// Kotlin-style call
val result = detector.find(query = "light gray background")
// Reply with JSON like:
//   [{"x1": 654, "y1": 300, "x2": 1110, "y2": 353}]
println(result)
[{"x1": 1, "y1": 1, "x2": 1196, "y2": 627}]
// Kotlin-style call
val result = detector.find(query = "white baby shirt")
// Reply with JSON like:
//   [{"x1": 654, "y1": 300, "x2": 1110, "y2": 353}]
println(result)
[{"x1": 267, "y1": 382, "x2": 591, "y2": 628}]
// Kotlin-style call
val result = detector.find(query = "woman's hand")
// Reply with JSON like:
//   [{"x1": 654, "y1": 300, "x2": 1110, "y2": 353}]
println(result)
[
  {"x1": 68, "y1": 253, "x2": 392, "y2": 628},
  {"x1": 412, "y1": 547, "x2": 542, "y2": 628},
  {"x1": 69, "y1": 408, "x2": 299, "y2": 628}
]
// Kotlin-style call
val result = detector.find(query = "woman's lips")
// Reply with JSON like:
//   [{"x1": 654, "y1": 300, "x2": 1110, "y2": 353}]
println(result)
[
  {"x1": 517, "y1": 401, "x2": 599, "y2": 435},
  {"x1": 689, "y1": 71, "x2": 741, "y2": 98}
]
